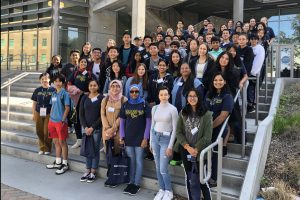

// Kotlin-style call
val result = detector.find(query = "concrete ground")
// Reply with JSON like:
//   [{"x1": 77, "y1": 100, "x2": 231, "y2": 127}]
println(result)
[{"x1": 1, "y1": 155, "x2": 156, "y2": 200}]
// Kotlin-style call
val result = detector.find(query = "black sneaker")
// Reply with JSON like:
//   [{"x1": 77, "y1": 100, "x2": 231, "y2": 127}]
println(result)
[
  {"x1": 46, "y1": 161, "x2": 62, "y2": 169},
  {"x1": 223, "y1": 146, "x2": 228, "y2": 157},
  {"x1": 87, "y1": 173, "x2": 96, "y2": 183},
  {"x1": 247, "y1": 105, "x2": 255, "y2": 113},
  {"x1": 80, "y1": 172, "x2": 90, "y2": 182},
  {"x1": 55, "y1": 163, "x2": 69, "y2": 175},
  {"x1": 104, "y1": 180, "x2": 119, "y2": 188},
  {"x1": 128, "y1": 185, "x2": 140, "y2": 195},
  {"x1": 208, "y1": 178, "x2": 217, "y2": 188},
  {"x1": 123, "y1": 184, "x2": 135, "y2": 194}
]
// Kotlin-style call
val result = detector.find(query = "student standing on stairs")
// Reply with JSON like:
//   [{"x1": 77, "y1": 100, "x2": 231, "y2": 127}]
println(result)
[
  {"x1": 46, "y1": 55, "x2": 62, "y2": 85},
  {"x1": 79, "y1": 80, "x2": 104, "y2": 183},
  {"x1": 46, "y1": 74, "x2": 70, "y2": 175},
  {"x1": 31, "y1": 73, "x2": 55, "y2": 155},
  {"x1": 151, "y1": 86, "x2": 178, "y2": 200},
  {"x1": 174, "y1": 88, "x2": 212, "y2": 200}
]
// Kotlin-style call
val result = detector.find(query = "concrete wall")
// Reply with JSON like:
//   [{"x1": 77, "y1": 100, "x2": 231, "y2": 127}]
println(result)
[{"x1": 88, "y1": 0, "x2": 117, "y2": 50}]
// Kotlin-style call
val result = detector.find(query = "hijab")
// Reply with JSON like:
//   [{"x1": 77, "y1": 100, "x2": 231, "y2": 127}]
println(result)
[
  {"x1": 128, "y1": 84, "x2": 144, "y2": 104},
  {"x1": 108, "y1": 80, "x2": 123, "y2": 101}
]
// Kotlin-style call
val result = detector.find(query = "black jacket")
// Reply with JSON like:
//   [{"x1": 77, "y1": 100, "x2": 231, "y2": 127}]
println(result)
[{"x1": 119, "y1": 44, "x2": 138, "y2": 67}]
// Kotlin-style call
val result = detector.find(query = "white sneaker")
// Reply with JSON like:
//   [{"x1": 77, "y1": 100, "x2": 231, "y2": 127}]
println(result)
[
  {"x1": 38, "y1": 151, "x2": 43, "y2": 155},
  {"x1": 71, "y1": 139, "x2": 82, "y2": 149},
  {"x1": 154, "y1": 189, "x2": 165, "y2": 200},
  {"x1": 100, "y1": 147, "x2": 104, "y2": 152},
  {"x1": 44, "y1": 152, "x2": 50, "y2": 155},
  {"x1": 162, "y1": 190, "x2": 173, "y2": 200}
]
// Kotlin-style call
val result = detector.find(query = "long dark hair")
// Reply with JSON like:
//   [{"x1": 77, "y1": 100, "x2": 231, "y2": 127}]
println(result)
[
  {"x1": 110, "y1": 60, "x2": 125, "y2": 80},
  {"x1": 226, "y1": 45, "x2": 243, "y2": 69},
  {"x1": 169, "y1": 50, "x2": 182, "y2": 75},
  {"x1": 207, "y1": 72, "x2": 230, "y2": 98},
  {"x1": 180, "y1": 62, "x2": 195, "y2": 97},
  {"x1": 128, "y1": 51, "x2": 144, "y2": 74},
  {"x1": 182, "y1": 88, "x2": 208, "y2": 117}
]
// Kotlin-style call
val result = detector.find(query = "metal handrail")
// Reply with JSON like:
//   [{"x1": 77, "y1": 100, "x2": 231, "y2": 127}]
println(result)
[
  {"x1": 1, "y1": 72, "x2": 41, "y2": 121},
  {"x1": 199, "y1": 88, "x2": 241, "y2": 200}
]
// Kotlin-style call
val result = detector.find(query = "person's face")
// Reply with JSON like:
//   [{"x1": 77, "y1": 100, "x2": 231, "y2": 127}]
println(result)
[
  {"x1": 158, "y1": 42, "x2": 166, "y2": 51},
  {"x1": 144, "y1": 38, "x2": 151, "y2": 47},
  {"x1": 52, "y1": 56, "x2": 61, "y2": 66},
  {"x1": 198, "y1": 36, "x2": 204, "y2": 44},
  {"x1": 176, "y1": 29, "x2": 182, "y2": 36},
  {"x1": 83, "y1": 45, "x2": 90, "y2": 54},
  {"x1": 198, "y1": 44, "x2": 208, "y2": 56},
  {"x1": 187, "y1": 91, "x2": 198, "y2": 106},
  {"x1": 189, "y1": 40, "x2": 198, "y2": 52},
  {"x1": 108, "y1": 49, "x2": 119, "y2": 59},
  {"x1": 228, "y1": 20, "x2": 233, "y2": 28},
  {"x1": 207, "y1": 24, "x2": 213, "y2": 31},
  {"x1": 236, "y1": 22, "x2": 242, "y2": 27},
  {"x1": 138, "y1": 39, "x2": 143, "y2": 46},
  {"x1": 243, "y1": 23, "x2": 250, "y2": 32},
  {"x1": 193, "y1": 32, "x2": 199, "y2": 39},
  {"x1": 157, "y1": 26, "x2": 163, "y2": 32},
  {"x1": 170, "y1": 45, "x2": 178, "y2": 51},
  {"x1": 110, "y1": 82, "x2": 121, "y2": 95},
  {"x1": 129, "y1": 88, "x2": 139, "y2": 99},
  {"x1": 133, "y1": 39, "x2": 139, "y2": 46},
  {"x1": 180, "y1": 40, "x2": 187, "y2": 48},
  {"x1": 236, "y1": 26, "x2": 242, "y2": 33},
  {"x1": 229, "y1": 47, "x2": 237, "y2": 58},
  {"x1": 213, "y1": 75, "x2": 226, "y2": 91},
  {"x1": 149, "y1": 45, "x2": 158, "y2": 56},
  {"x1": 158, "y1": 61, "x2": 167, "y2": 73},
  {"x1": 137, "y1": 65, "x2": 146, "y2": 77},
  {"x1": 203, "y1": 20, "x2": 209, "y2": 26},
  {"x1": 219, "y1": 54, "x2": 229, "y2": 67},
  {"x1": 250, "y1": 38, "x2": 258, "y2": 46},
  {"x1": 258, "y1": 30, "x2": 264, "y2": 39},
  {"x1": 238, "y1": 35, "x2": 248, "y2": 47},
  {"x1": 123, "y1": 34, "x2": 131, "y2": 44},
  {"x1": 79, "y1": 59, "x2": 87, "y2": 70},
  {"x1": 112, "y1": 63, "x2": 120, "y2": 73},
  {"x1": 88, "y1": 81, "x2": 99, "y2": 93},
  {"x1": 260, "y1": 17, "x2": 267, "y2": 25},
  {"x1": 188, "y1": 25, "x2": 194, "y2": 32},
  {"x1": 211, "y1": 40, "x2": 220, "y2": 50},
  {"x1": 92, "y1": 50, "x2": 101, "y2": 60},
  {"x1": 134, "y1": 52, "x2": 141, "y2": 61},
  {"x1": 177, "y1": 21, "x2": 184, "y2": 29},
  {"x1": 71, "y1": 52, "x2": 79, "y2": 63},
  {"x1": 221, "y1": 25, "x2": 227, "y2": 31},
  {"x1": 167, "y1": 29, "x2": 174, "y2": 36},
  {"x1": 172, "y1": 53, "x2": 180, "y2": 64},
  {"x1": 173, "y1": 36, "x2": 179, "y2": 42},
  {"x1": 156, "y1": 34, "x2": 163, "y2": 42},
  {"x1": 257, "y1": 24, "x2": 264, "y2": 30},
  {"x1": 180, "y1": 63, "x2": 191, "y2": 77},
  {"x1": 250, "y1": 19, "x2": 256, "y2": 27},
  {"x1": 165, "y1": 37, "x2": 171, "y2": 46},
  {"x1": 205, "y1": 35, "x2": 212, "y2": 43},
  {"x1": 232, "y1": 34, "x2": 239, "y2": 44},
  {"x1": 40, "y1": 76, "x2": 50, "y2": 87},
  {"x1": 222, "y1": 31, "x2": 230, "y2": 40},
  {"x1": 158, "y1": 89, "x2": 170, "y2": 103},
  {"x1": 107, "y1": 40, "x2": 116, "y2": 48},
  {"x1": 54, "y1": 79, "x2": 63, "y2": 89}
]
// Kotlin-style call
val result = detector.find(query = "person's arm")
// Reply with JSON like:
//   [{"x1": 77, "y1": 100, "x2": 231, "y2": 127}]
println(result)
[
  {"x1": 195, "y1": 112, "x2": 213, "y2": 152},
  {"x1": 244, "y1": 48, "x2": 255, "y2": 76},
  {"x1": 32, "y1": 101, "x2": 37, "y2": 121},
  {"x1": 100, "y1": 97, "x2": 110, "y2": 130},
  {"x1": 213, "y1": 111, "x2": 229, "y2": 128},
  {"x1": 175, "y1": 113, "x2": 188, "y2": 147},
  {"x1": 213, "y1": 94, "x2": 234, "y2": 128},
  {"x1": 143, "y1": 118, "x2": 151, "y2": 140},
  {"x1": 149, "y1": 106, "x2": 156, "y2": 149},
  {"x1": 251, "y1": 46, "x2": 265, "y2": 76},
  {"x1": 168, "y1": 107, "x2": 179, "y2": 149},
  {"x1": 119, "y1": 118, "x2": 125, "y2": 139}
]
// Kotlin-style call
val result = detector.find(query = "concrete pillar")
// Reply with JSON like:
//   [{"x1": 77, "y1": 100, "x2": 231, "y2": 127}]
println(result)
[
  {"x1": 131, "y1": 0, "x2": 146, "y2": 37},
  {"x1": 51, "y1": 0, "x2": 59, "y2": 55},
  {"x1": 233, "y1": 0, "x2": 244, "y2": 22}
]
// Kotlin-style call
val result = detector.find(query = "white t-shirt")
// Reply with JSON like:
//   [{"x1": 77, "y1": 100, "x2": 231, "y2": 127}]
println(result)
[
  {"x1": 92, "y1": 63, "x2": 100, "y2": 79},
  {"x1": 196, "y1": 62, "x2": 206, "y2": 78}
]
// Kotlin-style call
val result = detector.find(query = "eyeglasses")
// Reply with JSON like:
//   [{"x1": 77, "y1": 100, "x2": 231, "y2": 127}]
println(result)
[
  {"x1": 188, "y1": 95, "x2": 198, "y2": 99},
  {"x1": 130, "y1": 90, "x2": 139, "y2": 94}
]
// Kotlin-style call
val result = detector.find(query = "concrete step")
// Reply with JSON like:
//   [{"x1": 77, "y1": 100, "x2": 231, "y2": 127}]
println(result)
[
  {"x1": 1, "y1": 120, "x2": 35, "y2": 133},
  {"x1": 257, "y1": 103, "x2": 271, "y2": 112},
  {"x1": 13, "y1": 82, "x2": 41, "y2": 88},
  {"x1": 1, "y1": 103, "x2": 32, "y2": 113},
  {"x1": 1, "y1": 140, "x2": 239, "y2": 200},
  {"x1": 16, "y1": 79, "x2": 41, "y2": 84},
  {"x1": 246, "y1": 110, "x2": 268, "y2": 120},
  {"x1": 258, "y1": 96, "x2": 272, "y2": 104},
  {"x1": 227, "y1": 143, "x2": 252, "y2": 157},
  {"x1": 10, "y1": 85, "x2": 36, "y2": 93},
  {"x1": 1, "y1": 90, "x2": 32, "y2": 98},
  {"x1": 259, "y1": 88, "x2": 274, "y2": 96},
  {"x1": 1, "y1": 111, "x2": 33, "y2": 123}
]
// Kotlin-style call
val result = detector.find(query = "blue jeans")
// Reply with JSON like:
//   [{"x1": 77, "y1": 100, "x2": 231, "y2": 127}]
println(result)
[
  {"x1": 86, "y1": 129, "x2": 102, "y2": 169},
  {"x1": 151, "y1": 132, "x2": 172, "y2": 191},
  {"x1": 125, "y1": 146, "x2": 144, "y2": 185}
]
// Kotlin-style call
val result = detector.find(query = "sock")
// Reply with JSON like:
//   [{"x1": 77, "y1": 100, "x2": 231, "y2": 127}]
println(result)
[
  {"x1": 62, "y1": 160, "x2": 68, "y2": 165},
  {"x1": 56, "y1": 157, "x2": 61, "y2": 164}
]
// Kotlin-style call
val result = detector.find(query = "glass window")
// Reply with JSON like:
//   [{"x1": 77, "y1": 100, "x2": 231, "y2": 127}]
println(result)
[
  {"x1": 41, "y1": 54, "x2": 47, "y2": 62},
  {"x1": 23, "y1": 14, "x2": 38, "y2": 23},
  {"x1": 10, "y1": 16, "x2": 23, "y2": 24},
  {"x1": 23, "y1": 28, "x2": 38, "y2": 69},
  {"x1": 33, "y1": 38, "x2": 37, "y2": 47},
  {"x1": 1, "y1": 18, "x2": 9, "y2": 25},
  {"x1": 1, "y1": 39, "x2": 5, "y2": 48},
  {"x1": 1, "y1": 9, "x2": 9, "y2": 16},
  {"x1": 60, "y1": 2, "x2": 88, "y2": 14},
  {"x1": 39, "y1": 11, "x2": 52, "y2": 20},
  {"x1": 42, "y1": 38, "x2": 47, "y2": 46},
  {"x1": 9, "y1": 54, "x2": 13, "y2": 62},
  {"x1": 9, "y1": 0, "x2": 22, "y2": 4},
  {"x1": 59, "y1": 13, "x2": 88, "y2": 24},
  {"x1": 8, "y1": 31, "x2": 22, "y2": 70},
  {"x1": 9, "y1": 39, "x2": 14, "y2": 48},
  {"x1": 38, "y1": 27, "x2": 51, "y2": 70},
  {"x1": 12, "y1": 7, "x2": 23, "y2": 14},
  {"x1": 39, "y1": 1, "x2": 51, "y2": 9},
  {"x1": 24, "y1": 4, "x2": 38, "y2": 12},
  {"x1": 2, "y1": 0, "x2": 9, "y2": 6},
  {"x1": 31, "y1": 55, "x2": 36, "y2": 63}
]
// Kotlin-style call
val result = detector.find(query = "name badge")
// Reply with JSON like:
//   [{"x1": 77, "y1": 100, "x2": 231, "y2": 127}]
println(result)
[
  {"x1": 187, "y1": 154, "x2": 192, "y2": 159},
  {"x1": 177, "y1": 82, "x2": 183, "y2": 86},
  {"x1": 163, "y1": 131, "x2": 170, "y2": 136},
  {"x1": 52, "y1": 97, "x2": 57, "y2": 102},
  {"x1": 40, "y1": 107, "x2": 47, "y2": 116},
  {"x1": 143, "y1": 54, "x2": 148, "y2": 59},
  {"x1": 240, "y1": 57, "x2": 244, "y2": 61},
  {"x1": 82, "y1": 70, "x2": 87, "y2": 75},
  {"x1": 191, "y1": 127, "x2": 198, "y2": 135},
  {"x1": 91, "y1": 96, "x2": 98, "y2": 102},
  {"x1": 108, "y1": 107, "x2": 115, "y2": 112},
  {"x1": 157, "y1": 78, "x2": 163, "y2": 83}
]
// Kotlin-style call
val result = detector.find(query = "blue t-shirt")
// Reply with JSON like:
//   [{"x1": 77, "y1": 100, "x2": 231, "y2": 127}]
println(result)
[
  {"x1": 31, "y1": 86, "x2": 55, "y2": 114},
  {"x1": 50, "y1": 88, "x2": 70, "y2": 122},
  {"x1": 122, "y1": 48, "x2": 131, "y2": 67}
]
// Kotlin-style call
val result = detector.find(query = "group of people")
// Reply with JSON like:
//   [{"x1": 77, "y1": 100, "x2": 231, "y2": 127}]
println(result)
[{"x1": 31, "y1": 16, "x2": 274, "y2": 200}]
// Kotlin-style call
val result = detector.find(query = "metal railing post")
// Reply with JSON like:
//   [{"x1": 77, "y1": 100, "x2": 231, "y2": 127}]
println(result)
[
  {"x1": 217, "y1": 138, "x2": 223, "y2": 200},
  {"x1": 265, "y1": 54, "x2": 268, "y2": 103},
  {"x1": 255, "y1": 74, "x2": 259, "y2": 125},
  {"x1": 6, "y1": 78, "x2": 11, "y2": 121},
  {"x1": 270, "y1": 46, "x2": 273, "y2": 84},
  {"x1": 241, "y1": 83, "x2": 247, "y2": 158}
]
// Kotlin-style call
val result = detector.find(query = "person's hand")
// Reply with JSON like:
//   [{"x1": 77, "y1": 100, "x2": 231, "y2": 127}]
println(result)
[
  {"x1": 85, "y1": 127, "x2": 94, "y2": 136},
  {"x1": 186, "y1": 146, "x2": 198, "y2": 157},
  {"x1": 32, "y1": 114, "x2": 37, "y2": 122},
  {"x1": 119, "y1": 139, "x2": 125, "y2": 145},
  {"x1": 239, "y1": 82, "x2": 244, "y2": 90},
  {"x1": 166, "y1": 148, "x2": 173, "y2": 157},
  {"x1": 106, "y1": 128, "x2": 115, "y2": 137},
  {"x1": 141, "y1": 139, "x2": 147, "y2": 148}
]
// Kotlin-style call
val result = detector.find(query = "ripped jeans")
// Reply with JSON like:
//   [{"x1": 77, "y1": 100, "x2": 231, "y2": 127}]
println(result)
[{"x1": 151, "y1": 132, "x2": 172, "y2": 191}]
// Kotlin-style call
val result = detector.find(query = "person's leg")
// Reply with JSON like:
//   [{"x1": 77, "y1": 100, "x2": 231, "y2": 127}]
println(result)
[
  {"x1": 134, "y1": 147, "x2": 144, "y2": 186},
  {"x1": 43, "y1": 115, "x2": 52, "y2": 152},
  {"x1": 35, "y1": 112, "x2": 45, "y2": 152},
  {"x1": 74, "y1": 96, "x2": 83, "y2": 140},
  {"x1": 158, "y1": 136, "x2": 172, "y2": 191},
  {"x1": 247, "y1": 79, "x2": 256, "y2": 106},
  {"x1": 91, "y1": 129, "x2": 102, "y2": 173},
  {"x1": 125, "y1": 146, "x2": 136, "y2": 184},
  {"x1": 60, "y1": 140, "x2": 68, "y2": 161},
  {"x1": 180, "y1": 148, "x2": 193, "y2": 199},
  {"x1": 151, "y1": 134, "x2": 165, "y2": 190},
  {"x1": 200, "y1": 182, "x2": 212, "y2": 200}
]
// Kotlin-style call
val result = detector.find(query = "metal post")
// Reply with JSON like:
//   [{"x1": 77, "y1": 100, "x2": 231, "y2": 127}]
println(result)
[
  {"x1": 264, "y1": 54, "x2": 268, "y2": 103},
  {"x1": 241, "y1": 83, "x2": 247, "y2": 158},
  {"x1": 270, "y1": 46, "x2": 273, "y2": 84},
  {"x1": 276, "y1": 45, "x2": 281, "y2": 78},
  {"x1": 6, "y1": 78, "x2": 11, "y2": 121},
  {"x1": 255, "y1": 74, "x2": 259, "y2": 125},
  {"x1": 217, "y1": 138, "x2": 223, "y2": 200}
]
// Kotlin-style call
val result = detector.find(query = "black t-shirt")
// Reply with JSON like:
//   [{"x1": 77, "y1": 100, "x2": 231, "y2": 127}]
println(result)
[
  {"x1": 31, "y1": 86, "x2": 56, "y2": 114},
  {"x1": 69, "y1": 70, "x2": 95, "y2": 92},
  {"x1": 119, "y1": 101, "x2": 151, "y2": 146},
  {"x1": 61, "y1": 63, "x2": 77, "y2": 82}
]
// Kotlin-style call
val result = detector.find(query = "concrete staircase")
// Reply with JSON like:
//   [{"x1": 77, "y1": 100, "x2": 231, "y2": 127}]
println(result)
[{"x1": 1, "y1": 73, "x2": 274, "y2": 200}]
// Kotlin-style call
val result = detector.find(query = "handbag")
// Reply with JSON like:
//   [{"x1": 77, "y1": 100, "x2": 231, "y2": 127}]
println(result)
[
  {"x1": 105, "y1": 139, "x2": 130, "y2": 185},
  {"x1": 80, "y1": 133, "x2": 95, "y2": 158}
]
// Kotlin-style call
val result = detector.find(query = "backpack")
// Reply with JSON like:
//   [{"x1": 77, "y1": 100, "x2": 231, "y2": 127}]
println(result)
[{"x1": 60, "y1": 94, "x2": 77, "y2": 124}]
